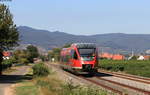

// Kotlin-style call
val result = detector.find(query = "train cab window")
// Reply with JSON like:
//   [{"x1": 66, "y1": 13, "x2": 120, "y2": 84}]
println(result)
[
  {"x1": 74, "y1": 51, "x2": 78, "y2": 60},
  {"x1": 71, "y1": 49, "x2": 78, "y2": 60}
]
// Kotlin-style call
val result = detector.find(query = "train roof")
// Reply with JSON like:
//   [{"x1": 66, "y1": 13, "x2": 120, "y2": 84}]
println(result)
[{"x1": 71, "y1": 43, "x2": 96, "y2": 48}]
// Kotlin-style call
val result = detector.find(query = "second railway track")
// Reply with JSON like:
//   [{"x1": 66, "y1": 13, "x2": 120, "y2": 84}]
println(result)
[
  {"x1": 99, "y1": 70, "x2": 150, "y2": 84},
  {"x1": 95, "y1": 75, "x2": 150, "y2": 95}
]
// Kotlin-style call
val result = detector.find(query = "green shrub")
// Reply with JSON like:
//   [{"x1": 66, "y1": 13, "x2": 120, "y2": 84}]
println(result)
[
  {"x1": 11, "y1": 57, "x2": 18, "y2": 64},
  {"x1": 112, "y1": 63, "x2": 125, "y2": 71},
  {"x1": 2, "y1": 59, "x2": 14, "y2": 70},
  {"x1": 32, "y1": 63, "x2": 50, "y2": 77},
  {"x1": 124, "y1": 63, "x2": 150, "y2": 77},
  {"x1": 100, "y1": 63, "x2": 125, "y2": 72},
  {"x1": 20, "y1": 58, "x2": 29, "y2": 65}
]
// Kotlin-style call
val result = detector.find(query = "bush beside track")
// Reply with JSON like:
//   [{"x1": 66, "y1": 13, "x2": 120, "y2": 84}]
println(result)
[
  {"x1": 2, "y1": 59, "x2": 14, "y2": 70},
  {"x1": 32, "y1": 63, "x2": 50, "y2": 77},
  {"x1": 99, "y1": 59, "x2": 150, "y2": 77}
]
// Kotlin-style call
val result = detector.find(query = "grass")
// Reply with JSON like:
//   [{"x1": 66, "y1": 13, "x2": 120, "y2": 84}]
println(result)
[
  {"x1": 16, "y1": 75, "x2": 108, "y2": 95},
  {"x1": 2, "y1": 68, "x2": 17, "y2": 74},
  {"x1": 15, "y1": 63, "x2": 111, "y2": 95},
  {"x1": 16, "y1": 82, "x2": 39, "y2": 95},
  {"x1": 34, "y1": 76, "x2": 109, "y2": 95},
  {"x1": 99, "y1": 59, "x2": 150, "y2": 77}
]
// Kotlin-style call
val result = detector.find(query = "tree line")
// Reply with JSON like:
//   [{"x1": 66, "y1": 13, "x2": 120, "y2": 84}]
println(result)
[
  {"x1": 47, "y1": 43, "x2": 71, "y2": 62},
  {"x1": 0, "y1": 4, "x2": 19, "y2": 74},
  {"x1": 0, "y1": 3, "x2": 70, "y2": 74},
  {"x1": 2, "y1": 45, "x2": 39, "y2": 71}
]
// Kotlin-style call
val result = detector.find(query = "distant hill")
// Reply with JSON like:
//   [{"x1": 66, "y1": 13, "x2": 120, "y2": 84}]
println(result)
[{"x1": 18, "y1": 26, "x2": 150, "y2": 54}]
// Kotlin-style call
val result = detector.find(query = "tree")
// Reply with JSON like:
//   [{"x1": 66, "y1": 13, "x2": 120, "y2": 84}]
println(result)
[
  {"x1": 26, "y1": 45, "x2": 39, "y2": 63},
  {"x1": 0, "y1": 4, "x2": 19, "y2": 74},
  {"x1": 53, "y1": 48, "x2": 61, "y2": 61},
  {"x1": 13, "y1": 50, "x2": 29, "y2": 64},
  {"x1": 131, "y1": 56, "x2": 138, "y2": 60},
  {"x1": 48, "y1": 48, "x2": 61, "y2": 62},
  {"x1": 63, "y1": 43, "x2": 72, "y2": 48}
]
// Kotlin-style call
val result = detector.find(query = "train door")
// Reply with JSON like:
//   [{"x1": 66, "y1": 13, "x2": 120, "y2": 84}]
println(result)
[
  {"x1": 71, "y1": 49, "x2": 81, "y2": 68},
  {"x1": 94, "y1": 48, "x2": 99, "y2": 69}
]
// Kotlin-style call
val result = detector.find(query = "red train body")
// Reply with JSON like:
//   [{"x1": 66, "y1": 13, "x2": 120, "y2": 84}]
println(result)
[{"x1": 60, "y1": 43, "x2": 98, "y2": 74}]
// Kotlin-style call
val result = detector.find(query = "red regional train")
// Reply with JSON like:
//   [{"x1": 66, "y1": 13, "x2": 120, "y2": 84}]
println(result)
[{"x1": 60, "y1": 43, "x2": 98, "y2": 74}]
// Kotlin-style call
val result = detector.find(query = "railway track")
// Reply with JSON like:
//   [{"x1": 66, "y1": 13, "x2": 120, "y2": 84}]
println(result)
[
  {"x1": 95, "y1": 75, "x2": 150, "y2": 95},
  {"x1": 79, "y1": 76, "x2": 123, "y2": 95},
  {"x1": 47, "y1": 63, "x2": 150, "y2": 95},
  {"x1": 48, "y1": 63, "x2": 123, "y2": 95}
]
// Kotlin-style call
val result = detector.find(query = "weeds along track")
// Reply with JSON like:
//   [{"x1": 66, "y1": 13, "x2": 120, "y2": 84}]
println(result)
[
  {"x1": 99, "y1": 70, "x2": 150, "y2": 83},
  {"x1": 46, "y1": 63, "x2": 150, "y2": 95},
  {"x1": 78, "y1": 76, "x2": 123, "y2": 95},
  {"x1": 46, "y1": 63, "x2": 122, "y2": 95}
]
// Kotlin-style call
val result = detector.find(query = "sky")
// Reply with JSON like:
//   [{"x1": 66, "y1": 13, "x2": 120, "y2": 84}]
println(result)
[{"x1": 1, "y1": 0, "x2": 150, "y2": 35}]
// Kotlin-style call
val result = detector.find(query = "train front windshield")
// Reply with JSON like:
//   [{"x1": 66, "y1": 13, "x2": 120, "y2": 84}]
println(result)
[{"x1": 78, "y1": 48, "x2": 96, "y2": 61}]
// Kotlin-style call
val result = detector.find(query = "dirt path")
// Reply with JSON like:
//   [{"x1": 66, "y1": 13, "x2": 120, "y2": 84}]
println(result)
[{"x1": 0, "y1": 66, "x2": 30, "y2": 95}]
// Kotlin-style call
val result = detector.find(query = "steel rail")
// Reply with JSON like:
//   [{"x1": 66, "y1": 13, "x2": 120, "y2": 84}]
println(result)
[
  {"x1": 96, "y1": 76, "x2": 150, "y2": 95},
  {"x1": 98, "y1": 70, "x2": 150, "y2": 84},
  {"x1": 99, "y1": 70, "x2": 150, "y2": 81}
]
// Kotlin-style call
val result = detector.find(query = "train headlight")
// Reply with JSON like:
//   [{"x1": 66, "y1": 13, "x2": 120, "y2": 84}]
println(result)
[
  {"x1": 81, "y1": 61, "x2": 85, "y2": 64},
  {"x1": 81, "y1": 57, "x2": 84, "y2": 61},
  {"x1": 81, "y1": 57, "x2": 85, "y2": 64}
]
